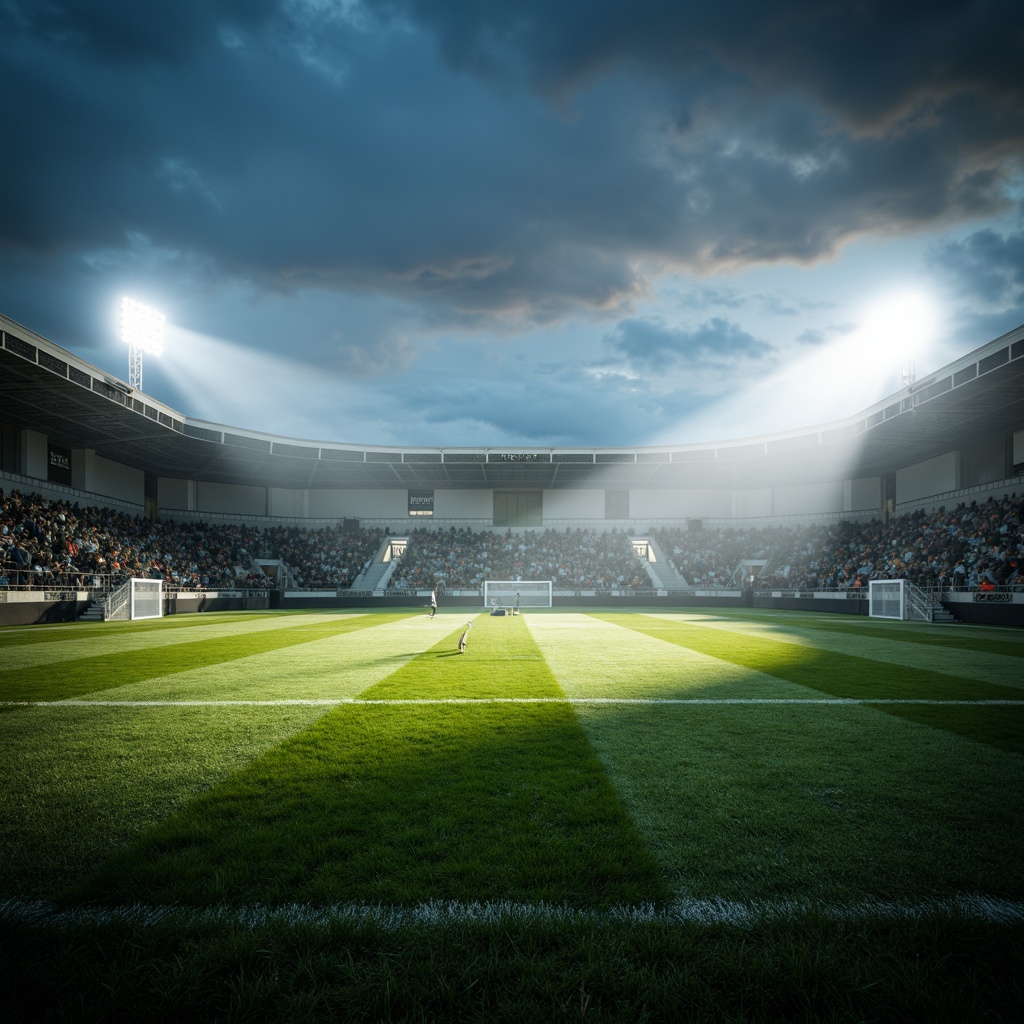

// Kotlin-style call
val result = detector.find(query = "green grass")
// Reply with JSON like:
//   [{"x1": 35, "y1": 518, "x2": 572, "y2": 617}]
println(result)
[
  {"x1": 596, "y1": 611, "x2": 1024, "y2": 751},
  {"x1": 1, "y1": 607, "x2": 1022, "y2": 1021}
]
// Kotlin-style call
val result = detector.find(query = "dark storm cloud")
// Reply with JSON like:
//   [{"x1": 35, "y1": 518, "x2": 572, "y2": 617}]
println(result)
[
  {"x1": 928, "y1": 223, "x2": 1024, "y2": 307},
  {"x1": 0, "y1": 0, "x2": 1020, "y2": 354},
  {"x1": 1, "y1": 0, "x2": 281, "y2": 64},
  {"x1": 604, "y1": 316, "x2": 774, "y2": 373},
  {"x1": 925, "y1": 217, "x2": 1024, "y2": 349},
  {"x1": 375, "y1": 0, "x2": 1022, "y2": 132}
]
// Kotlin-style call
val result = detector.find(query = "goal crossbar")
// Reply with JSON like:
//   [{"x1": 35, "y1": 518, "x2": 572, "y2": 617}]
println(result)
[{"x1": 483, "y1": 580, "x2": 552, "y2": 609}]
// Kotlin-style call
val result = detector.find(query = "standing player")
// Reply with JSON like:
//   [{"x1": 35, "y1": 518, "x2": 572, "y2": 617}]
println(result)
[
  {"x1": 458, "y1": 621, "x2": 472, "y2": 653},
  {"x1": 514, "y1": 591, "x2": 521, "y2": 615},
  {"x1": 429, "y1": 589, "x2": 437, "y2": 618}
]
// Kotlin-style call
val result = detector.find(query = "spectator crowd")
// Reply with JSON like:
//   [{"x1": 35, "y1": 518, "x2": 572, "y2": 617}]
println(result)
[
  {"x1": 3, "y1": 486, "x2": 1022, "y2": 595},
  {"x1": 654, "y1": 492, "x2": 1024, "y2": 593},
  {"x1": 389, "y1": 527, "x2": 647, "y2": 592},
  {"x1": 0, "y1": 489, "x2": 382, "y2": 593}
]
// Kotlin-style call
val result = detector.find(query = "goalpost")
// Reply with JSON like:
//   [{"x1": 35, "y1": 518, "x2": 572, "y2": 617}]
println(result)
[
  {"x1": 105, "y1": 578, "x2": 164, "y2": 621},
  {"x1": 868, "y1": 579, "x2": 904, "y2": 620},
  {"x1": 483, "y1": 580, "x2": 552, "y2": 610}
]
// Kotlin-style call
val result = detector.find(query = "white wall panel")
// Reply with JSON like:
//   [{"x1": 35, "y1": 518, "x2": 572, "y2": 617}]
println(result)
[
  {"x1": 543, "y1": 490, "x2": 604, "y2": 519},
  {"x1": 771, "y1": 482, "x2": 845, "y2": 516},
  {"x1": 158, "y1": 477, "x2": 189, "y2": 512},
  {"x1": 847, "y1": 476, "x2": 882, "y2": 512},
  {"x1": 197, "y1": 481, "x2": 266, "y2": 516},
  {"x1": 896, "y1": 451, "x2": 958, "y2": 504},
  {"x1": 630, "y1": 489, "x2": 733, "y2": 519},
  {"x1": 434, "y1": 489, "x2": 493, "y2": 519},
  {"x1": 93, "y1": 454, "x2": 144, "y2": 504}
]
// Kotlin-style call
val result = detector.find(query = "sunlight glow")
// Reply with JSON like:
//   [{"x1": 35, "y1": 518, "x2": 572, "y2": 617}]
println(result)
[
  {"x1": 860, "y1": 291, "x2": 936, "y2": 377},
  {"x1": 159, "y1": 326, "x2": 372, "y2": 441}
]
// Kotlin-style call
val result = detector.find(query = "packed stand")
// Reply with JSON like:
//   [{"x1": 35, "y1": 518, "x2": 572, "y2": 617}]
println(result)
[
  {"x1": 3, "y1": 486, "x2": 1022, "y2": 595},
  {"x1": 0, "y1": 489, "x2": 383, "y2": 592},
  {"x1": 653, "y1": 492, "x2": 1024, "y2": 593},
  {"x1": 389, "y1": 527, "x2": 647, "y2": 591},
  {"x1": 252, "y1": 525, "x2": 384, "y2": 590}
]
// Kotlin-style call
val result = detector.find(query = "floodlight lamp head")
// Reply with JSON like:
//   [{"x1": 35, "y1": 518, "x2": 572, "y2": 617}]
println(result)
[{"x1": 120, "y1": 297, "x2": 166, "y2": 356}]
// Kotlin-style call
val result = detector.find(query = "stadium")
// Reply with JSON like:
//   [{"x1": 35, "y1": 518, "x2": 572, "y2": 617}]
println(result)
[
  {"x1": 2, "y1": 311, "x2": 1024, "y2": 625},
  {"x1": 2, "y1": 1, "x2": 1024, "y2": 1020},
  {"x1": 2, "y1": 310, "x2": 1023, "y2": 1021}
]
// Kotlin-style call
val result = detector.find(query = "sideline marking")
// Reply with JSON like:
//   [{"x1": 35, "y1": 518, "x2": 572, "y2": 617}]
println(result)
[
  {"x1": 2, "y1": 895, "x2": 1021, "y2": 929},
  {"x1": 3, "y1": 698, "x2": 1022, "y2": 707}
]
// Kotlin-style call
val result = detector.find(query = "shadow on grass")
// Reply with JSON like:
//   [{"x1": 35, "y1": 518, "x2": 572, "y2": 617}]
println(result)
[
  {"x1": 65, "y1": 614, "x2": 668, "y2": 910},
  {"x1": 65, "y1": 702, "x2": 669, "y2": 909}
]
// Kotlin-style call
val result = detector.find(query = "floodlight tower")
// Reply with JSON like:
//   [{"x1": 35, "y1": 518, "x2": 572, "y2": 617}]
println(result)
[
  {"x1": 120, "y1": 297, "x2": 165, "y2": 391},
  {"x1": 901, "y1": 352, "x2": 916, "y2": 390}
]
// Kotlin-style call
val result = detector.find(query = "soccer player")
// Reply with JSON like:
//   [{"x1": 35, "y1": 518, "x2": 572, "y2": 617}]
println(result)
[
  {"x1": 429, "y1": 589, "x2": 437, "y2": 618},
  {"x1": 458, "y1": 621, "x2": 472, "y2": 653}
]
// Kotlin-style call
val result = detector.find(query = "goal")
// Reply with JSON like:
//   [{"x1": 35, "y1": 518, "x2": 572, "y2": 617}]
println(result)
[
  {"x1": 868, "y1": 579, "x2": 904, "y2": 620},
  {"x1": 483, "y1": 580, "x2": 552, "y2": 610},
  {"x1": 105, "y1": 578, "x2": 164, "y2": 621}
]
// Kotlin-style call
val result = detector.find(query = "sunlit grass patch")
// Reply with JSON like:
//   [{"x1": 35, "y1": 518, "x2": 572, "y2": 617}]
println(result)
[
  {"x1": 365, "y1": 613, "x2": 556, "y2": 700},
  {"x1": 0, "y1": 612, "x2": 413, "y2": 702},
  {"x1": 85, "y1": 615, "x2": 440, "y2": 702},
  {"x1": 645, "y1": 610, "x2": 1024, "y2": 689},
  {"x1": 525, "y1": 612, "x2": 810, "y2": 699},
  {"x1": 598, "y1": 612, "x2": 1024, "y2": 751},
  {"x1": 0, "y1": 611, "x2": 356, "y2": 671}
]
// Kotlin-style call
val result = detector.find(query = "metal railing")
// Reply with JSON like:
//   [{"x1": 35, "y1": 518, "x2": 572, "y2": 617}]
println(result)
[{"x1": 103, "y1": 580, "x2": 132, "y2": 621}]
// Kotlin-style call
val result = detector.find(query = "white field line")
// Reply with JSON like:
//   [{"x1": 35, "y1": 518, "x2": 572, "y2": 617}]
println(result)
[
  {"x1": 1, "y1": 895, "x2": 1021, "y2": 929},
  {"x1": 3, "y1": 698, "x2": 1022, "y2": 707}
]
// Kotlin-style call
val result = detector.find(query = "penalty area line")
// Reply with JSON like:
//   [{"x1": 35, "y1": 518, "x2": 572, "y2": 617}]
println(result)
[{"x1": 1, "y1": 895, "x2": 1022, "y2": 930}]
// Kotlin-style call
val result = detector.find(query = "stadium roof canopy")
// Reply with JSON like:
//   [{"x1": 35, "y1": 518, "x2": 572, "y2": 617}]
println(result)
[{"x1": 2, "y1": 313, "x2": 1022, "y2": 491}]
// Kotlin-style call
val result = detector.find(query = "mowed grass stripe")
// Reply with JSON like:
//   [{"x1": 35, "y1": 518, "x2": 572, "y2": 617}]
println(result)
[
  {"x1": 525, "y1": 612, "x2": 814, "y2": 701},
  {"x1": 645, "y1": 611, "x2": 1024, "y2": 690},
  {"x1": 67, "y1": 615, "x2": 670, "y2": 908},
  {"x1": 598, "y1": 612, "x2": 1024, "y2": 753},
  {"x1": 81, "y1": 615, "x2": 457, "y2": 703},
  {"x1": 361, "y1": 613, "x2": 555, "y2": 700},
  {"x1": 0, "y1": 615, "x2": 457, "y2": 901},
  {"x1": 0, "y1": 612, "x2": 282, "y2": 649},
  {"x1": 0, "y1": 613, "x2": 414, "y2": 702},
  {"x1": 0, "y1": 611, "x2": 368, "y2": 672},
  {"x1": 570, "y1": 701, "x2": 1024, "y2": 904},
  {"x1": 728, "y1": 609, "x2": 1024, "y2": 659},
  {"x1": 0, "y1": 704, "x2": 331, "y2": 901}
]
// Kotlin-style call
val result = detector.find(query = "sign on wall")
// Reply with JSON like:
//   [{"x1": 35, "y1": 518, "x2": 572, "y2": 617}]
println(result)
[
  {"x1": 47, "y1": 443, "x2": 72, "y2": 485},
  {"x1": 408, "y1": 490, "x2": 434, "y2": 516}
]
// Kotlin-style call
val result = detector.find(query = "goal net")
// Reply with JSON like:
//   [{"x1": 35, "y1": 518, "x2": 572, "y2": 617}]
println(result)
[
  {"x1": 483, "y1": 580, "x2": 552, "y2": 610},
  {"x1": 868, "y1": 579, "x2": 904, "y2": 620},
  {"x1": 104, "y1": 578, "x2": 163, "y2": 621}
]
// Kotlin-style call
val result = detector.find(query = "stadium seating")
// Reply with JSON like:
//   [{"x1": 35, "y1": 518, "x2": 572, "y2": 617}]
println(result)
[{"x1": 2, "y1": 486, "x2": 1021, "y2": 595}]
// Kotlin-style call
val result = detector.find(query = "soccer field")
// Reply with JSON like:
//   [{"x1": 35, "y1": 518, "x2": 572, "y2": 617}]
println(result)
[{"x1": 1, "y1": 608, "x2": 1022, "y2": 1022}]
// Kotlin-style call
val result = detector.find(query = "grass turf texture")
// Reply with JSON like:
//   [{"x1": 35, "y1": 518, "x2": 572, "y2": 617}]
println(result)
[{"x1": 1, "y1": 608, "x2": 1022, "y2": 1021}]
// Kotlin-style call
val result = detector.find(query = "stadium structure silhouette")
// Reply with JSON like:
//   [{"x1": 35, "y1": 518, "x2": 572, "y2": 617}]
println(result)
[{"x1": 2, "y1": 311, "x2": 1023, "y2": 626}]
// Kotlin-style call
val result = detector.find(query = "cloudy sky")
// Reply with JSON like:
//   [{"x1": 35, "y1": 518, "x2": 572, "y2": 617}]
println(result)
[{"x1": 1, "y1": 0, "x2": 1021, "y2": 447}]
